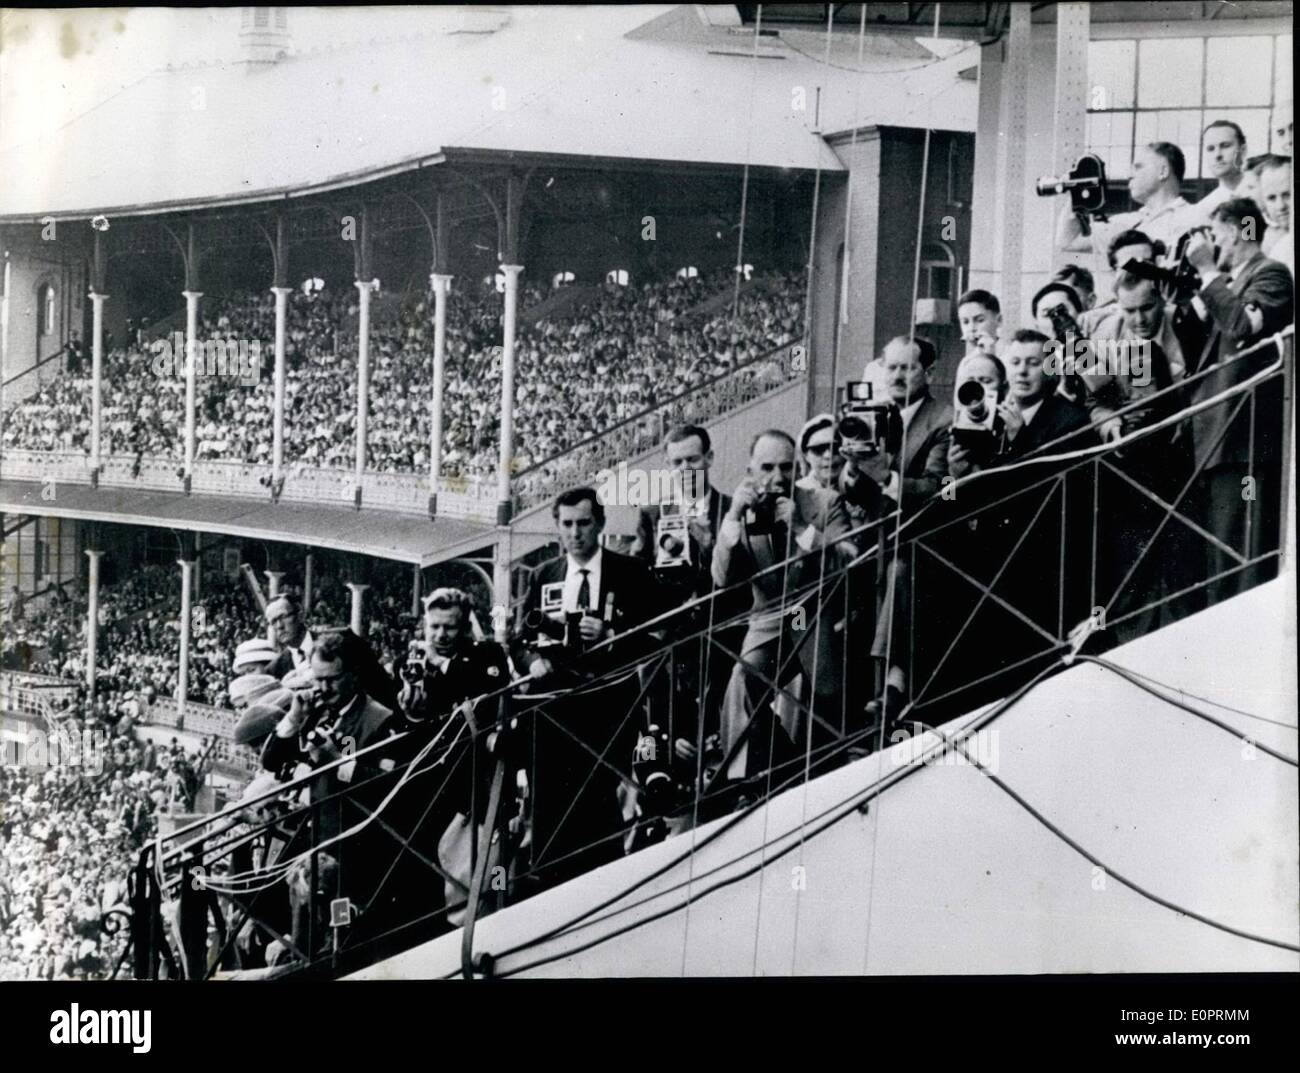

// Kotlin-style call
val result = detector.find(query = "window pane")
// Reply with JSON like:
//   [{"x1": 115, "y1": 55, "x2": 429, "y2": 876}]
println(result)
[
  {"x1": 1205, "y1": 109, "x2": 1270, "y2": 161},
  {"x1": 1275, "y1": 35, "x2": 1292, "y2": 107},
  {"x1": 1089, "y1": 40, "x2": 1136, "y2": 111},
  {"x1": 1138, "y1": 39, "x2": 1204, "y2": 108},
  {"x1": 1206, "y1": 37, "x2": 1273, "y2": 106}
]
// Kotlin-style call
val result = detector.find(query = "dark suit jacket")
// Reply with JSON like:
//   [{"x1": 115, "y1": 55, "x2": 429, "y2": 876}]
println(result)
[
  {"x1": 998, "y1": 394, "x2": 1098, "y2": 463},
  {"x1": 897, "y1": 393, "x2": 954, "y2": 504},
  {"x1": 512, "y1": 546, "x2": 662, "y2": 681},
  {"x1": 1188, "y1": 251, "x2": 1294, "y2": 472},
  {"x1": 634, "y1": 487, "x2": 733, "y2": 602}
]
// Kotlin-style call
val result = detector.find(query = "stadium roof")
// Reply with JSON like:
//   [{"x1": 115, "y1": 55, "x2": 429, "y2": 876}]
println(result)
[
  {"x1": 0, "y1": 478, "x2": 554, "y2": 568},
  {"x1": 0, "y1": 5, "x2": 979, "y2": 221}
]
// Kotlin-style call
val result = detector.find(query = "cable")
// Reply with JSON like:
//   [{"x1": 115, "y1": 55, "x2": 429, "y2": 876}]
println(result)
[
  {"x1": 1082, "y1": 659, "x2": 1298, "y2": 731},
  {"x1": 491, "y1": 662, "x2": 1299, "y2": 975},
  {"x1": 1077, "y1": 655, "x2": 1298, "y2": 765}
]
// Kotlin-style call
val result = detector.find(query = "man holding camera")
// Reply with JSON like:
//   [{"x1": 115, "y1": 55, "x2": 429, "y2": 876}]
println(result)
[
  {"x1": 1057, "y1": 142, "x2": 1197, "y2": 266},
  {"x1": 513, "y1": 487, "x2": 661, "y2": 887},
  {"x1": 712, "y1": 430, "x2": 873, "y2": 776},
  {"x1": 394, "y1": 587, "x2": 512, "y2": 922},
  {"x1": 261, "y1": 630, "x2": 401, "y2": 788},
  {"x1": 1182, "y1": 197, "x2": 1294, "y2": 600},
  {"x1": 633, "y1": 425, "x2": 741, "y2": 801}
]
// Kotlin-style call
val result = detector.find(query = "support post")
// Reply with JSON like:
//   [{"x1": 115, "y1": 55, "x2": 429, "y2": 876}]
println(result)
[
  {"x1": 345, "y1": 582, "x2": 369, "y2": 637},
  {"x1": 496, "y1": 264, "x2": 524, "y2": 518},
  {"x1": 89, "y1": 292, "x2": 106, "y2": 485},
  {"x1": 411, "y1": 563, "x2": 422, "y2": 617},
  {"x1": 177, "y1": 559, "x2": 195, "y2": 726},
  {"x1": 353, "y1": 279, "x2": 372, "y2": 510},
  {"x1": 271, "y1": 285, "x2": 292, "y2": 497},
  {"x1": 85, "y1": 549, "x2": 103, "y2": 697},
  {"x1": 303, "y1": 553, "x2": 314, "y2": 616},
  {"x1": 429, "y1": 272, "x2": 453, "y2": 518},
  {"x1": 182, "y1": 290, "x2": 203, "y2": 493}
]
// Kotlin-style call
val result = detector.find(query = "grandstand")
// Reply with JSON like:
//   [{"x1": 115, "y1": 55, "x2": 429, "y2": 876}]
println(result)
[{"x1": 0, "y1": 3, "x2": 1295, "y2": 989}]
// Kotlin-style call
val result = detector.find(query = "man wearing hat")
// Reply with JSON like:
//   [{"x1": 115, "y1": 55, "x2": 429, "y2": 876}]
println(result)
[{"x1": 232, "y1": 638, "x2": 278, "y2": 676}]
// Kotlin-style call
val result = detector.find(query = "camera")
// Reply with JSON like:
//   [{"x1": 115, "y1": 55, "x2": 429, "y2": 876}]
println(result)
[
  {"x1": 399, "y1": 645, "x2": 426, "y2": 683},
  {"x1": 522, "y1": 608, "x2": 585, "y2": 652},
  {"x1": 633, "y1": 723, "x2": 686, "y2": 815},
  {"x1": 836, "y1": 381, "x2": 901, "y2": 460},
  {"x1": 1036, "y1": 153, "x2": 1109, "y2": 226},
  {"x1": 1043, "y1": 302, "x2": 1081, "y2": 345},
  {"x1": 1121, "y1": 228, "x2": 1214, "y2": 304},
  {"x1": 653, "y1": 513, "x2": 692, "y2": 571},
  {"x1": 952, "y1": 378, "x2": 1000, "y2": 446}
]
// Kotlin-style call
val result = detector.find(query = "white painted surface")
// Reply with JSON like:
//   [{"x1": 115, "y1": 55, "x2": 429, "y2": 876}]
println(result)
[{"x1": 351, "y1": 570, "x2": 1298, "y2": 978}]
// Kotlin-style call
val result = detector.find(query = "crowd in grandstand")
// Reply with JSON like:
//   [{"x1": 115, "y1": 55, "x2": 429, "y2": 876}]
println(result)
[
  {"x1": 1, "y1": 267, "x2": 804, "y2": 486},
  {"x1": 0, "y1": 709, "x2": 203, "y2": 980}
]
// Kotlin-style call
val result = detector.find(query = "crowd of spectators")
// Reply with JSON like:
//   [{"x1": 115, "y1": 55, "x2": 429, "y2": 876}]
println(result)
[
  {"x1": 1, "y1": 707, "x2": 203, "y2": 980},
  {"x1": 1, "y1": 268, "x2": 804, "y2": 487}
]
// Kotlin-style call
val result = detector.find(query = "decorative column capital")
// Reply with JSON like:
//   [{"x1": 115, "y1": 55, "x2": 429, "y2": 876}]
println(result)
[{"x1": 182, "y1": 291, "x2": 204, "y2": 301}]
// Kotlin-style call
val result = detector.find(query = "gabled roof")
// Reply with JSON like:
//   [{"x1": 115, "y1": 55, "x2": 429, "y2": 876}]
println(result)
[{"x1": 0, "y1": 5, "x2": 978, "y2": 221}]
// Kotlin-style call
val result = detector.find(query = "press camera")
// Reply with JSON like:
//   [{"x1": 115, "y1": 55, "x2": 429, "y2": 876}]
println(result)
[{"x1": 836, "y1": 380, "x2": 902, "y2": 460}]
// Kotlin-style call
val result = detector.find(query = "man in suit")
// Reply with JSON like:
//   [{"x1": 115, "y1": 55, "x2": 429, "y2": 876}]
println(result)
[
  {"x1": 712, "y1": 430, "x2": 865, "y2": 777},
  {"x1": 260, "y1": 630, "x2": 404, "y2": 946},
  {"x1": 1083, "y1": 273, "x2": 1200, "y2": 637},
  {"x1": 394, "y1": 587, "x2": 512, "y2": 923},
  {"x1": 876, "y1": 335, "x2": 952, "y2": 512},
  {"x1": 1183, "y1": 197, "x2": 1294, "y2": 601},
  {"x1": 932, "y1": 336, "x2": 1098, "y2": 718},
  {"x1": 513, "y1": 487, "x2": 662, "y2": 888},
  {"x1": 266, "y1": 593, "x2": 402, "y2": 716},
  {"x1": 633, "y1": 425, "x2": 739, "y2": 796}
]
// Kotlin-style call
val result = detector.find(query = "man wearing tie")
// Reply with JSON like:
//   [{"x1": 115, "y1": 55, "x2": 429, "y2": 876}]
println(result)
[
  {"x1": 265, "y1": 593, "x2": 315, "y2": 674},
  {"x1": 513, "y1": 487, "x2": 660, "y2": 887},
  {"x1": 1183, "y1": 197, "x2": 1294, "y2": 600},
  {"x1": 633, "y1": 426, "x2": 740, "y2": 779},
  {"x1": 876, "y1": 335, "x2": 952, "y2": 514}
]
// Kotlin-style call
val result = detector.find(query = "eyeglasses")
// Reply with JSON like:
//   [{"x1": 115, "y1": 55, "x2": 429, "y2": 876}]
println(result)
[{"x1": 806, "y1": 442, "x2": 835, "y2": 457}]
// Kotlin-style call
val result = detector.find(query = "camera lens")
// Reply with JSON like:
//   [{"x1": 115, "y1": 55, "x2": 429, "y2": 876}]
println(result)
[{"x1": 956, "y1": 380, "x2": 987, "y2": 406}]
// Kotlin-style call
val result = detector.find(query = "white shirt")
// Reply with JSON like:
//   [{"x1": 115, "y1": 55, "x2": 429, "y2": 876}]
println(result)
[
  {"x1": 1090, "y1": 195, "x2": 1196, "y2": 264},
  {"x1": 286, "y1": 630, "x2": 315, "y2": 669},
  {"x1": 562, "y1": 547, "x2": 604, "y2": 615}
]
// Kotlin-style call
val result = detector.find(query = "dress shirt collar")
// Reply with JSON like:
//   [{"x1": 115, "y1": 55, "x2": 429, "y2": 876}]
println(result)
[{"x1": 1019, "y1": 398, "x2": 1045, "y2": 426}]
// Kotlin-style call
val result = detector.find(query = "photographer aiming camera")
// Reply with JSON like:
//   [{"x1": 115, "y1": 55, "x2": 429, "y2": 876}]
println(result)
[
  {"x1": 1057, "y1": 143, "x2": 1196, "y2": 266},
  {"x1": 399, "y1": 587, "x2": 509, "y2": 730},
  {"x1": 261, "y1": 631, "x2": 400, "y2": 784}
]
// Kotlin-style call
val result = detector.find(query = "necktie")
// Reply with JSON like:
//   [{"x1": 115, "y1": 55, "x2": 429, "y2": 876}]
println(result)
[{"x1": 576, "y1": 569, "x2": 591, "y2": 612}]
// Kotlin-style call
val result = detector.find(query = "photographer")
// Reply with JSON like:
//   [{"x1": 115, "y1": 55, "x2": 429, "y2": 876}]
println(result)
[
  {"x1": 1183, "y1": 197, "x2": 1294, "y2": 601},
  {"x1": 1056, "y1": 142, "x2": 1197, "y2": 264},
  {"x1": 957, "y1": 289, "x2": 1003, "y2": 359},
  {"x1": 260, "y1": 630, "x2": 401, "y2": 789},
  {"x1": 1030, "y1": 281, "x2": 1088, "y2": 403},
  {"x1": 394, "y1": 587, "x2": 511, "y2": 921},
  {"x1": 513, "y1": 487, "x2": 661, "y2": 887},
  {"x1": 1079, "y1": 229, "x2": 1164, "y2": 334},
  {"x1": 712, "y1": 431, "x2": 866, "y2": 776},
  {"x1": 633, "y1": 426, "x2": 741, "y2": 797},
  {"x1": 399, "y1": 588, "x2": 509, "y2": 732}
]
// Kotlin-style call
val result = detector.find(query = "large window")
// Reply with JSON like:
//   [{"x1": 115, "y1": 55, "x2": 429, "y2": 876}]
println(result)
[{"x1": 1087, "y1": 33, "x2": 1291, "y2": 181}]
